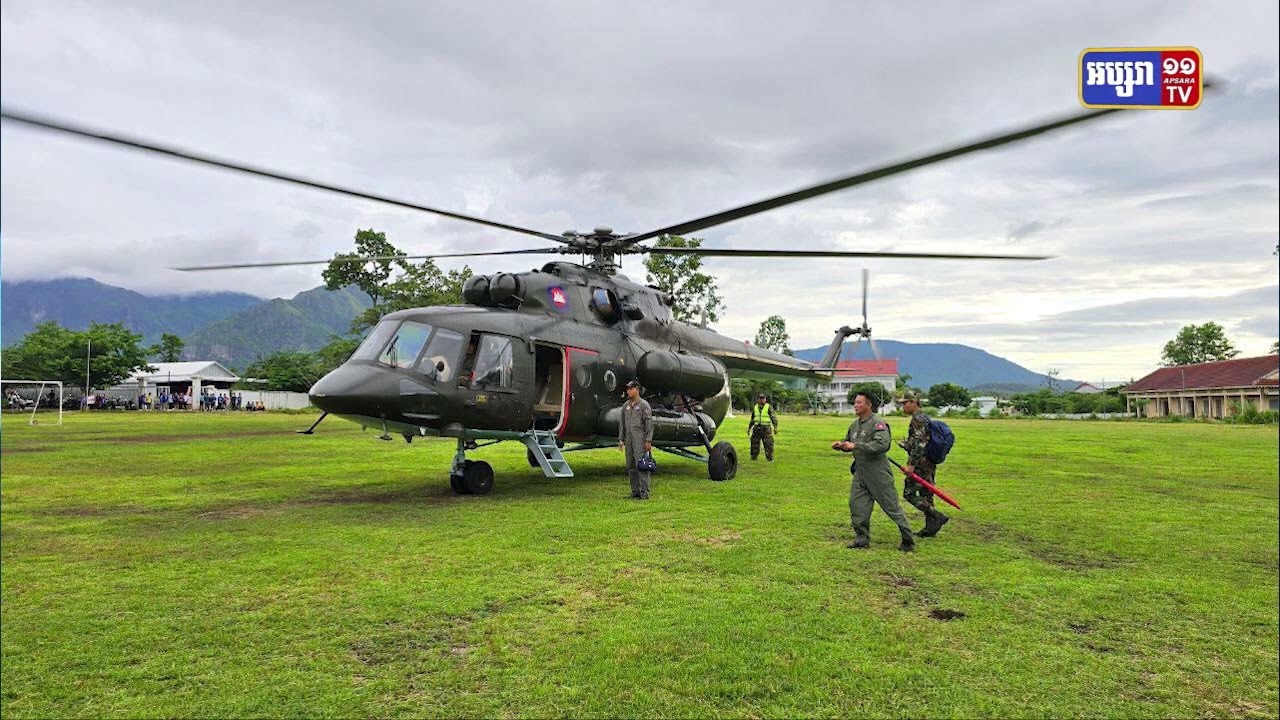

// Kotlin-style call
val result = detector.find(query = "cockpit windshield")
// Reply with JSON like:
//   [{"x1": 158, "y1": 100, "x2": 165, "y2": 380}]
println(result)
[
  {"x1": 350, "y1": 319, "x2": 433, "y2": 369},
  {"x1": 351, "y1": 320, "x2": 400, "y2": 362}
]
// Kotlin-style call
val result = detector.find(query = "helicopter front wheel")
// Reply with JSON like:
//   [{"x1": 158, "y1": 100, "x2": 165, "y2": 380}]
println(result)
[
  {"x1": 463, "y1": 460, "x2": 495, "y2": 495},
  {"x1": 708, "y1": 441, "x2": 738, "y2": 482}
]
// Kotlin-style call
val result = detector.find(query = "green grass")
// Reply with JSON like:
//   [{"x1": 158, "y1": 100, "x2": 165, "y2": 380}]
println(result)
[{"x1": 2, "y1": 411, "x2": 1277, "y2": 718}]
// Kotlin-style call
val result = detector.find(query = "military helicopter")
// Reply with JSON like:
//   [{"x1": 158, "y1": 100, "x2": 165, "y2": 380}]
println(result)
[{"x1": 0, "y1": 91, "x2": 1204, "y2": 495}]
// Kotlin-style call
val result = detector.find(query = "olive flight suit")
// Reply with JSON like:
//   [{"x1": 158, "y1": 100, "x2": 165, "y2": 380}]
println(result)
[
  {"x1": 619, "y1": 397, "x2": 654, "y2": 498},
  {"x1": 845, "y1": 413, "x2": 915, "y2": 551}
]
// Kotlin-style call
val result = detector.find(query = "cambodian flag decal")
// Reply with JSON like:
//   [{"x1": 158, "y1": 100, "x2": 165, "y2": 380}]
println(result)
[{"x1": 548, "y1": 285, "x2": 569, "y2": 311}]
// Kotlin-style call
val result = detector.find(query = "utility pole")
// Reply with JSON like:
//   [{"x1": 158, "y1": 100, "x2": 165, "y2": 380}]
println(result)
[{"x1": 84, "y1": 338, "x2": 92, "y2": 409}]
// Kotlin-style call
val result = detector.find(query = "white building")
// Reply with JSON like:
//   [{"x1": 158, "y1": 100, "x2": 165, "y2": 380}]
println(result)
[
  {"x1": 120, "y1": 361, "x2": 240, "y2": 396},
  {"x1": 973, "y1": 395, "x2": 999, "y2": 416},
  {"x1": 815, "y1": 359, "x2": 899, "y2": 414}
]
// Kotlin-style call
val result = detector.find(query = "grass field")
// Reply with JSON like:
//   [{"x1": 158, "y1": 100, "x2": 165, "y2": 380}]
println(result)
[{"x1": 2, "y1": 411, "x2": 1277, "y2": 718}]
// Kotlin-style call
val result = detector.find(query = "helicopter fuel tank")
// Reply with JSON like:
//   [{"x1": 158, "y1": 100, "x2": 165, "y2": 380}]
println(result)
[
  {"x1": 635, "y1": 350, "x2": 726, "y2": 399},
  {"x1": 597, "y1": 406, "x2": 717, "y2": 444}
]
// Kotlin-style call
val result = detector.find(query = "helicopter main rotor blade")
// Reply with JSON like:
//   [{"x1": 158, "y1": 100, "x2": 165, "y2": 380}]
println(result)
[
  {"x1": 621, "y1": 81, "x2": 1220, "y2": 246},
  {"x1": 0, "y1": 108, "x2": 569, "y2": 244},
  {"x1": 172, "y1": 247, "x2": 563, "y2": 272},
  {"x1": 637, "y1": 247, "x2": 1050, "y2": 261}
]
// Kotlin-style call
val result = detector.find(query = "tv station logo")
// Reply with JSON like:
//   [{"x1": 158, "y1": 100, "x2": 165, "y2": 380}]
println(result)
[{"x1": 1079, "y1": 47, "x2": 1203, "y2": 109}]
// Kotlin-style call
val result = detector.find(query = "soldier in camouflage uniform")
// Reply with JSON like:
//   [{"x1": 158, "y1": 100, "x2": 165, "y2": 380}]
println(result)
[
  {"x1": 749, "y1": 393, "x2": 779, "y2": 461},
  {"x1": 896, "y1": 390, "x2": 950, "y2": 537},
  {"x1": 833, "y1": 390, "x2": 915, "y2": 552}
]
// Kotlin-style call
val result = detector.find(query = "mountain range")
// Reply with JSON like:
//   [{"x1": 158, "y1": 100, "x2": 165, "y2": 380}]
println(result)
[
  {"x1": 3, "y1": 278, "x2": 370, "y2": 370},
  {"x1": 3, "y1": 277, "x2": 1070, "y2": 390},
  {"x1": 791, "y1": 340, "x2": 1079, "y2": 392}
]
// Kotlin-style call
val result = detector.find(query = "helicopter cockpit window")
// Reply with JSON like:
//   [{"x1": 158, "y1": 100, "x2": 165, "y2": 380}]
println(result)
[
  {"x1": 378, "y1": 321, "x2": 433, "y2": 369},
  {"x1": 351, "y1": 319, "x2": 401, "y2": 362},
  {"x1": 470, "y1": 334, "x2": 513, "y2": 390},
  {"x1": 589, "y1": 287, "x2": 620, "y2": 323},
  {"x1": 417, "y1": 327, "x2": 464, "y2": 382}
]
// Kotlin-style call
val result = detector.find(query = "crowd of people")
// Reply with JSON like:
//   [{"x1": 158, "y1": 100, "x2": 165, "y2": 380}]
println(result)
[{"x1": 76, "y1": 390, "x2": 270, "y2": 412}]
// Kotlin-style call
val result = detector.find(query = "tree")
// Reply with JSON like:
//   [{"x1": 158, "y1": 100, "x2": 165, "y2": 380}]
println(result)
[
  {"x1": 316, "y1": 335, "x2": 361, "y2": 374},
  {"x1": 1270, "y1": 340, "x2": 1278, "y2": 354},
  {"x1": 152, "y1": 333, "x2": 186, "y2": 362},
  {"x1": 349, "y1": 258, "x2": 472, "y2": 333},
  {"x1": 1, "y1": 321, "x2": 154, "y2": 389},
  {"x1": 323, "y1": 227, "x2": 474, "y2": 333},
  {"x1": 847, "y1": 382, "x2": 891, "y2": 409},
  {"x1": 927, "y1": 382, "x2": 971, "y2": 409},
  {"x1": 753, "y1": 315, "x2": 792, "y2": 355},
  {"x1": 322, "y1": 228, "x2": 399, "y2": 306},
  {"x1": 243, "y1": 351, "x2": 325, "y2": 393},
  {"x1": 643, "y1": 235, "x2": 726, "y2": 325},
  {"x1": 1160, "y1": 322, "x2": 1240, "y2": 366}
]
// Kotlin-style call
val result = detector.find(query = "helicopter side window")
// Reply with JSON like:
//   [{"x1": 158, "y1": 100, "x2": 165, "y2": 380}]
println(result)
[
  {"x1": 589, "y1": 287, "x2": 620, "y2": 323},
  {"x1": 417, "y1": 328, "x2": 464, "y2": 382},
  {"x1": 351, "y1": 319, "x2": 401, "y2": 361},
  {"x1": 470, "y1": 334, "x2": 514, "y2": 390},
  {"x1": 378, "y1": 321, "x2": 433, "y2": 369}
]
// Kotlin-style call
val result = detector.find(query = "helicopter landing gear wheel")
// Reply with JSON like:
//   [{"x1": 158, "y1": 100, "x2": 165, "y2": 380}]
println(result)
[
  {"x1": 450, "y1": 459, "x2": 473, "y2": 494},
  {"x1": 708, "y1": 441, "x2": 737, "y2": 482},
  {"x1": 463, "y1": 460, "x2": 495, "y2": 495}
]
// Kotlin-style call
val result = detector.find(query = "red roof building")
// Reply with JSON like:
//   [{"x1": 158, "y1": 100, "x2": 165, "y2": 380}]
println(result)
[
  {"x1": 1122, "y1": 355, "x2": 1279, "y2": 418},
  {"x1": 818, "y1": 359, "x2": 900, "y2": 414}
]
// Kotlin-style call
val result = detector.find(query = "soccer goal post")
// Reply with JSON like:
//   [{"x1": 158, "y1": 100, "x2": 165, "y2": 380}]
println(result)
[{"x1": 1, "y1": 380, "x2": 64, "y2": 426}]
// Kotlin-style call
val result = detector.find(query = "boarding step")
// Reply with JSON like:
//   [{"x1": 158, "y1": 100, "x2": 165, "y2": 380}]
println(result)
[{"x1": 522, "y1": 430, "x2": 574, "y2": 479}]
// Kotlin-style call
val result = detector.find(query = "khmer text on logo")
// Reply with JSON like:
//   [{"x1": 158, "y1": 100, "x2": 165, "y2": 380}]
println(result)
[{"x1": 1079, "y1": 48, "x2": 1203, "y2": 109}]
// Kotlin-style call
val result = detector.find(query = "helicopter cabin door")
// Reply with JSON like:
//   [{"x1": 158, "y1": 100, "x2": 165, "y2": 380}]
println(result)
[
  {"x1": 559, "y1": 347, "x2": 598, "y2": 441},
  {"x1": 532, "y1": 343, "x2": 567, "y2": 433}
]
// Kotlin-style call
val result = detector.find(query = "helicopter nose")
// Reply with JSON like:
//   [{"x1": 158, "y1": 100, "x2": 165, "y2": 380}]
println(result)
[{"x1": 309, "y1": 363, "x2": 393, "y2": 417}]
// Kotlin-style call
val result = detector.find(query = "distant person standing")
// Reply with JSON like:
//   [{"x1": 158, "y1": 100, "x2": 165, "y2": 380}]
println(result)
[
  {"x1": 832, "y1": 390, "x2": 915, "y2": 552},
  {"x1": 618, "y1": 379, "x2": 654, "y2": 500},
  {"x1": 897, "y1": 391, "x2": 949, "y2": 538},
  {"x1": 749, "y1": 393, "x2": 779, "y2": 462}
]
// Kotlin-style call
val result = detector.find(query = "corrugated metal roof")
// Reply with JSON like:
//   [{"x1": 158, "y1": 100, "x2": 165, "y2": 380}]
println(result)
[
  {"x1": 1123, "y1": 356, "x2": 1279, "y2": 392},
  {"x1": 129, "y1": 361, "x2": 240, "y2": 382}
]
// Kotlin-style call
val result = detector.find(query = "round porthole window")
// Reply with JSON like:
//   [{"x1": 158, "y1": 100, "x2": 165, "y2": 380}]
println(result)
[
  {"x1": 603, "y1": 369, "x2": 617, "y2": 392},
  {"x1": 575, "y1": 365, "x2": 591, "y2": 388}
]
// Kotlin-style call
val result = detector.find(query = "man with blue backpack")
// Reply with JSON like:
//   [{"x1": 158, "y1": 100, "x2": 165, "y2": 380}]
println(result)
[{"x1": 897, "y1": 391, "x2": 952, "y2": 537}]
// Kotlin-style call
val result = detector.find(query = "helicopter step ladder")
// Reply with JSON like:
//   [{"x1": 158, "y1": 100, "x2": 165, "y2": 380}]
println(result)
[{"x1": 521, "y1": 430, "x2": 574, "y2": 479}]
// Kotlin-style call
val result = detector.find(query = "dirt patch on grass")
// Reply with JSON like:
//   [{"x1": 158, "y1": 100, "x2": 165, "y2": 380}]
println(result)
[
  {"x1": 0, "y1": 445, "x2": 55, "y2": 454},
  {"x1": 929, "y1": 608, "x2": 966, "y2": 621},
  {"x1": 968, "y1": 520, "x2": 1127, "y2": 571},
  {"x1": 1069, "y1": 622, "x2": 1092, "y2": 634},
  {"x1": 68, "y1": 429, "x2": 288, "y2": 445}
]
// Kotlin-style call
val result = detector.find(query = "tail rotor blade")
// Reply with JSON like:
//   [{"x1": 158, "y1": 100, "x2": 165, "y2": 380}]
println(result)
[
  {"x1": 861, "y1": 268, "x2": 869, "y2": 323},
  {"x1": 870, "y1": 336, "x2": 883, "y2": 362}
]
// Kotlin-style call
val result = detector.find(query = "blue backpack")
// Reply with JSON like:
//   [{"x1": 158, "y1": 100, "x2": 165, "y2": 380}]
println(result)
[{"x1": 925, "y1": 419, "x2": 955, "y2": 464}]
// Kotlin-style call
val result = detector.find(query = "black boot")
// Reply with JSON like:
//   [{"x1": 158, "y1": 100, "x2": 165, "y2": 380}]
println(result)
[
  {"x1": 917, "y1": 511, "x2": 950, "y2": 537},
  {"x1": 847, "y1": 536, "x2": 870, "y2": 549},
  {"x1": 899, "y1": 528, "x2": 916, "y2": 552}
]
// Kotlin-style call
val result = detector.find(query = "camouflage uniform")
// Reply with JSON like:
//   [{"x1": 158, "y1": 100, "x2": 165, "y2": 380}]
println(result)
[
  {"x1": 898, "y1": 408, "x2": 950, "y2": 537},
  {"x1": 619, "y1": 397, "x2": 654, "y2": 498},
  {"x1": 845, "y1": 413, "x2": 915, "y2": 551},
  {"x1": 749, "y1": 399, "x2": 778, "y2": 461}
]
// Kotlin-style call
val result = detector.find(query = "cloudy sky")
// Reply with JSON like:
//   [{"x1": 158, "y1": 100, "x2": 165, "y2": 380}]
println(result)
[{"x1": 2, "y1": 0, "x2": 1276, "y2": 380}]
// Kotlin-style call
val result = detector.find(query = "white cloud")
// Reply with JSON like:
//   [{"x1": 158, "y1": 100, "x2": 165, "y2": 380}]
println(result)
[{"x1": 1, "y1": 0, "x2": 1277, "y2": 380}]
